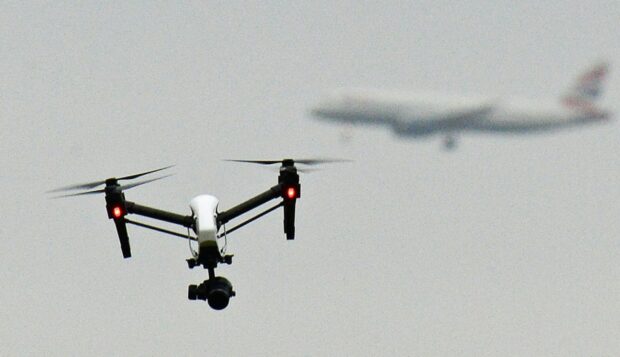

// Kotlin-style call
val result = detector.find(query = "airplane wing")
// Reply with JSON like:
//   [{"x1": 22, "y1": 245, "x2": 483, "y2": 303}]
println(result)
[
  {"x1": 401, "y1": 100, "x2": 496, "y2": 125},
  {"x1": 391, "y1": 99, "x2": 496, "y2": 136}
]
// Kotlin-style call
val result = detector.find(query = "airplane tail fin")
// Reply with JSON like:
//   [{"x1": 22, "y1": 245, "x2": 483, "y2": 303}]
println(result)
[{"x1": 562, "y1": 62, "x2": 609, "y2": 109}]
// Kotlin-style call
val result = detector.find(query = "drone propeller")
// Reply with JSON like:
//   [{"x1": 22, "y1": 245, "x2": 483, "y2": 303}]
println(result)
[
  {"x1": 47, "y1": 165, "x2": 175, "y2": 193},
  {"x1": 52, "y1": 188, "x2": 106, "y2": 198},
  {"x1": 256, "y1": 166, "x2": 322, "y2": 174},
  {"x1": 50, "y1": 175, "x2": 172, "y2": 199},
  {"x1": 47, "y1": 166, "x2": 175, "y2": 260},
  {"x1": 225, "y1": 158, "x2": 350, "y2": 166}
]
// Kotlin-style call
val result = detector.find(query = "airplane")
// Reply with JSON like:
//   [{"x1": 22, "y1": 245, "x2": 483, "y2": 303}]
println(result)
[
  {"x1": 48, "y1": 159, "x2": 343, "y2": 310},
  {"x1": 311, "y1": 62, "x2": 612, "y2": 149}
]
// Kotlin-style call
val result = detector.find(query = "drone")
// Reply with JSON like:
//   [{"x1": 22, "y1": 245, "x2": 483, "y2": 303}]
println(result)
[{"x1": 50, "y1": 159, "x2": 344, "y2": 310}]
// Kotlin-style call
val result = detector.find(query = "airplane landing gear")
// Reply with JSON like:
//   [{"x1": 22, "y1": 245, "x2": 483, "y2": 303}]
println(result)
[{"x1": 443, "y1": 135, "x2": 457, "y2": 150}]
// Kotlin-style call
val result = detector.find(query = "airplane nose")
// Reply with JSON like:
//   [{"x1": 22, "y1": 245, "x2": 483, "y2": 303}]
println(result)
[
  {"x1": 310, "y1": 94, "x2": 344, "y2": 119},
  {"x1": 309, "y1": 105, "x2": 330, "y2": 118}
]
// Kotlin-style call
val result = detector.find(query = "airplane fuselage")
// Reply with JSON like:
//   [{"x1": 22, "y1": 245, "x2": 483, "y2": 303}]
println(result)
[{"x1": 312, "y1": 89, "x2": 610, "y2": 138}]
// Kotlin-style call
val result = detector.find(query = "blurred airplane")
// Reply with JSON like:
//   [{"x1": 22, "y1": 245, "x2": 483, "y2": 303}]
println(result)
[{"x1": 311, "y1": 62, "x2": 611, "y2": 149}]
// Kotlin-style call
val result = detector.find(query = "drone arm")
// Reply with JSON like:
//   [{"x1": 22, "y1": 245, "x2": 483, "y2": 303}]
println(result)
[
  {"x1": 217, "y1": 184, "x2": 282, "y2": 226},
  {"x1": 125, "y1": 201, "x2": 194, "y2": 228},
  {"x1": 218, "y1": 202, "x2": 283, "y2": 237},
  {"x1": 124, "y1": 218, "x2": 196, "y2": 241}
]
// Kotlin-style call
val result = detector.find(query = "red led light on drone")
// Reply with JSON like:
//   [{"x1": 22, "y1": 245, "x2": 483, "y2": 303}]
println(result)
[
  {"x1": 286, "y1": 187, "x2": 297, "y2": 200},
  {"x1": 112, "y1": 206, "x2": 124, "y2": 219}
]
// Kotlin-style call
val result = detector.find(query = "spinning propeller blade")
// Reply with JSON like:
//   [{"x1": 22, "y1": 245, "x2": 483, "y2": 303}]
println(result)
[
  {"x1": 116, "y1": 165, "x2": 175, "y2": 181},
  {"x1": 49, "y1": 175, "x2": 171, "y2": 199},
  {"x1": 47, "y1": 180, "x2": 112, "y2": 192},
  {"x1": 51, "y1": 188, "x2": 106, "y2": 198},
  {"x1": 118, "y1": 174, "x2": 172, "y2": 191},
  {"x1": 294, "y1": 158, "x2": 352, "y2": 165},
  {"x1": 224, "y1": 158, "x2": 351, "y2": 166},
  {"x1": 47, "y1": 165, "x2": 174, "y2": 193},
  {"x1": 225, "y1": 159, "x2": 282, "y2": 165}
]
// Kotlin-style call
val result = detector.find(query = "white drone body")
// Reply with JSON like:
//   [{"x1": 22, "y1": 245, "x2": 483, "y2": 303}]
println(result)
[{"x1": 189, "y1": 195, "x2": 226, "y2": 257}]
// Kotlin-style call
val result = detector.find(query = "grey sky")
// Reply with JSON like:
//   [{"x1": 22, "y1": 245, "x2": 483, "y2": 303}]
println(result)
[{"x1": 1, "y1": 1, "x2": 619, "y2": 356}]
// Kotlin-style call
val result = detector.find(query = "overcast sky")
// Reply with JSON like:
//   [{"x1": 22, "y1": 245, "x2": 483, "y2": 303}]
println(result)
[{"x1": 1, "y1": 1, "x2": 619, "y2": 356}]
